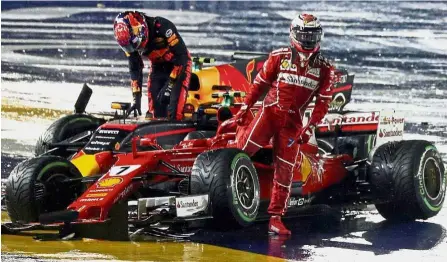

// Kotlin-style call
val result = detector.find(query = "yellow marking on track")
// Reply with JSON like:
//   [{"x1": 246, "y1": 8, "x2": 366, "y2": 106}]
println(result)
[
  {"x1": 1, "y1": 212, "x2": 284, "y2": 261},
  {"x1": 1, "y1": 233, "x2": 284, "y2": 261},
  {"x1": 2, "y1": 211, "x2": 11, "y2": 222},
  {"x1": 1, "y1": 103, "x2": 71, "y2": 120}
]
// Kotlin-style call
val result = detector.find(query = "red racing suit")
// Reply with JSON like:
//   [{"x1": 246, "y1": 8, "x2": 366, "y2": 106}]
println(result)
[{"x1": 236, "y1": 47, "x2": 335, "y2": 215}]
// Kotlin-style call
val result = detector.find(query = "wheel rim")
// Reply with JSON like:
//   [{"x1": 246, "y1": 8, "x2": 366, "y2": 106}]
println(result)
[
  {"x1": 37, "y1": 173, "x2": 76, "y2": 212},
  {"x1": 235, "y1": 165, "x2": 255, "y2": 209},
  {"x1": 422, "y1": 157, "x2": 442, "y2": 200}
]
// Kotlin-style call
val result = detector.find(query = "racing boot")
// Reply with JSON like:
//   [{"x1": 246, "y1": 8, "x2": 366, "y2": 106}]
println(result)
[
  {"x1": 268, "y1": 216, "x2": 291, "y2": 235},
  {"x1": 145, "y1": 110, "x2": 154, "y2": 119}
]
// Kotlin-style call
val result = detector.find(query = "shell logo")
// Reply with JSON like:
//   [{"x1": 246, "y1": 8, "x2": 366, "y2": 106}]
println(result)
[
  {"x1": 280, "y1": 59, "x2": 289, "y2": 70},
  {"x1": 97, "y1": 177, "x2": 123, "y2": 188}
]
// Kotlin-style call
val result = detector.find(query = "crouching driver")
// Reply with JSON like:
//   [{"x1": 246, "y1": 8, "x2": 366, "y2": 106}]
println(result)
[
  {"x1": 114, "y1": 11, "x2": 192, "y2": 120},
  {"x1": 234, "y1": 14, "x2": 335, "y2": 235}
]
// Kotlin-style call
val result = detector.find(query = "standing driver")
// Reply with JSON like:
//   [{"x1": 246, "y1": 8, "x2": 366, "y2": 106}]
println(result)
[
  {"x1": 113, "y1": 11, "x2": 192, "y2": 120},
  {"x1": 235, "y1": 14, "x2": 335, "y2": 235}
]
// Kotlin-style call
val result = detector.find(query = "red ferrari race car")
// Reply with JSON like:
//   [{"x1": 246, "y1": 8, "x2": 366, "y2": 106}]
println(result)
[{"x1": 2, "y1": 54, "x2": 445, "y2": 241}]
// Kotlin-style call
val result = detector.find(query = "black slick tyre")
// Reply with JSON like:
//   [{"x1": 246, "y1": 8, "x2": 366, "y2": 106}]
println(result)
[
  {"x1": 369, "y1": 140, "x2": 446, "y2": 221},
  {"x1": 190, "y1": 148, "x2": 260, "y2": 228},
  {"x1": 5, "y1": 156, "x2": 84, "y2": 223},
  {"x1": 35, "y1": 114, "x2": 103, "y2": 157}
]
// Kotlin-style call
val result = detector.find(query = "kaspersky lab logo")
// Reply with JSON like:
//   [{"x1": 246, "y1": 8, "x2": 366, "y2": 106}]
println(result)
[{"x1": 329, "y1": 93, "x2": 346, "y2": 111}]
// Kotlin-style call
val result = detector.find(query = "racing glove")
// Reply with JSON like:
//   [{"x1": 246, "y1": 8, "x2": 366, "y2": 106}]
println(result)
[
  {"x1": 288, "y1": 124, "x2": 315, "y2": 147},
  {"x1": 157, "y1": 78, "x2": 175, "y2": 105},
  {"x1": 127, "y1": 80, "x2": 142, "y2": 117}
]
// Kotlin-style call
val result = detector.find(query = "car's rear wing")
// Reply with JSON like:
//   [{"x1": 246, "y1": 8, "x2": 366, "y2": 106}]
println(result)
[
  {"x1": 316, "y1": 111, "x2": 380, "y2": 137},
  {"x1": 315, "y1": 110, "x2": 405, "y2": 146}
]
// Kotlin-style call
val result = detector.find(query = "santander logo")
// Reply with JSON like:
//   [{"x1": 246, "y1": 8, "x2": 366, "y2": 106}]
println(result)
[{"x1": 278, "y1": 72, "x2": 318, "y2": 90}]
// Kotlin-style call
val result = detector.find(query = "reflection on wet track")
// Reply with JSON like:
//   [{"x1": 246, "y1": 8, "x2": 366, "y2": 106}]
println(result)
[{"x1": 2, "y1": 208, "x2": 446, "y2": 261}]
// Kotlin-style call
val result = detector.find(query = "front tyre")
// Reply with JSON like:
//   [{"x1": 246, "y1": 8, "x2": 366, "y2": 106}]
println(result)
[
  {"x1": 5, "y1": 156, "x2": 84, "y2": 223},
  {"x1": 369, "y1": 140, "x2": 446, "y2": 221},
  {"x1": 190, "y1": 149, "x2": 260, "y2": 228}
]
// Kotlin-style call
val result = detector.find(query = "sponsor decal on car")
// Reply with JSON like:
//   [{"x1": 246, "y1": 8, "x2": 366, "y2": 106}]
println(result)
[
  {"x1": 86, "y1": 193, "x2": 108, "y2": 198},
  {"x1": 89, "y1": 188, "x2": 112, "y2": 193},
  {"x1": 175, "y1": 195, "x2": 208, "y2": 217},
  {"x1": 80, "y1": 197, "x2": 104, "y2": 202},
  {"x1": 288, "y1": 196, "x2": 314, "y2": 207},
  {"x1": 380, "y1": 116, "x2": 405, "y2": 125},
  {"x1": 320, "y1": 111, "x2": 380, "y2": 126},
  {"x1": 98, "y1": 129, "x2": 120, "y2": 135},
  {"x1": 114, "y1": 142, "x2": 120, "y2": 150},
  {"x1": 177, "y1": 199, "x2": 199, "y2": 208},
  {"x1": 378, "y1": 129, "x2": 403, "y2": 138},
  {"x1": 97, "y1": 177, "x2": 123, "y2": 188},
  {"x1": 181, "y1": 141, "x2": 194, "y2": 149},
  {"x1": 90, "y1": 140, "x2": 110, "y2": 146},
  {"x1": 84, "y1": 146, "x2": 102, "y2": 151},
  {"x1": 94, "y1": 136, "x2": 116, "y2": 140},
  {"x1": 113, "y1": 184, "x2": 134, "y2": 204},
  {"x1": 329, "y1": 92, "x2": 346, "y2": 111},
  {"x1": 376, "y1": 110, "x2": 405, "y2": 146}
]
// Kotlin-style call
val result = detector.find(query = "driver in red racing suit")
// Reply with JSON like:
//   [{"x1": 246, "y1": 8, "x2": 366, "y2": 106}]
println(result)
[
  {"x1": 234, "y1": 14, "x2": 335, "y2": 235},
  {"x1": 114, "y1": 11, "x2": 191, "y2": 120}
]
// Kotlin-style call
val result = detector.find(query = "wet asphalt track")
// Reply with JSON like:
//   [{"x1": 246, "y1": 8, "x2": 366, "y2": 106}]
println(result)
[{"x1": 1, "y1": 1, "x2": 447, "y2": 261}]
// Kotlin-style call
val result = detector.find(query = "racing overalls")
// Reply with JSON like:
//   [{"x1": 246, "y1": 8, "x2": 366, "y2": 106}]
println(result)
[
  {"x1": 126, "y1": 14, "x2": 191, "y2": 120},
  {"x1": 236, "y1": 47, "x2": 334, "y2": 215}
]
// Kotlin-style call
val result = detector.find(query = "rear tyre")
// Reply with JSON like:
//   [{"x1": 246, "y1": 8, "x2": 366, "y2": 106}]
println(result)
[
  {"x1": 369, "y1": 140, "x2": 446, "y2": 221},
  {"x1": 190, "y1": 149, "x2": 260, "y2": 228},
  {"x1": 5, "y1": 156, "x2": 84, "y2": 223},
  {"x1": 35, "y1": 114, "x2": 104, "y2": 157}
]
